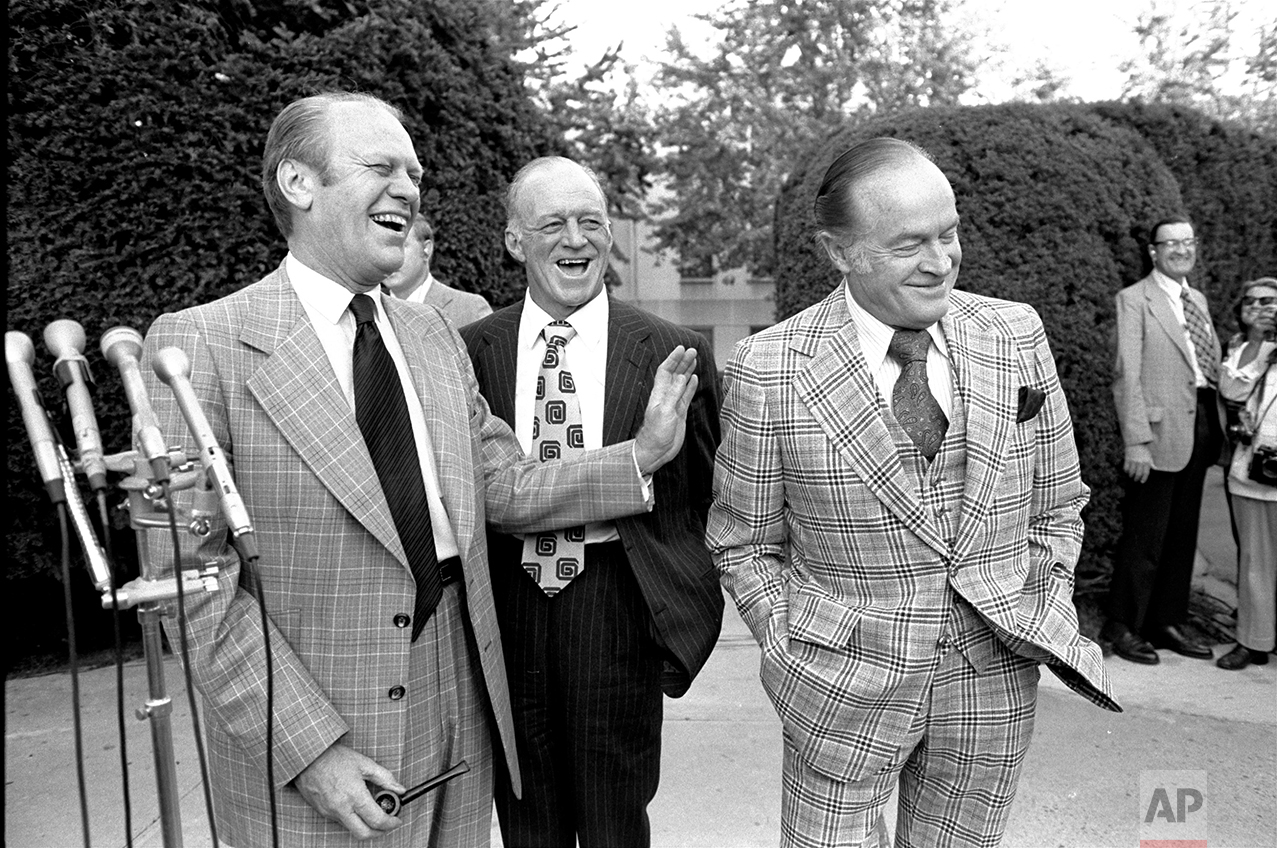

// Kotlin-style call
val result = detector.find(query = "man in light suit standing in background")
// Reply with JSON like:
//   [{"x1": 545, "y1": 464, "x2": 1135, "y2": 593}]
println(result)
[
  {"x1": 707, "y1": 138, "x2": 1118, "y2": 848},
  {"x1": 462, "y1": 156, "x2": 723, "y2": 848},
  {"x1": 1106, "y1": 216, "x2": 1223, "y2": 664},
  {"x1": 141, "y1": 92, "x2": 698, "y2": 847},
  {"x1": 382, "y1": 214, "x2": 493, "y2": 325}
]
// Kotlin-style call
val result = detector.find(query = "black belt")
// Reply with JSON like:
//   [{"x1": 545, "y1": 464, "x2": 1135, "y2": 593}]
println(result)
[{"x1": 438, "y1": 556, "x2": 462, "y2": 586}]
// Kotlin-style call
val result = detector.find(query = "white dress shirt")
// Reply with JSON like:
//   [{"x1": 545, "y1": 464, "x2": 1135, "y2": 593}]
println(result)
[
  {"x1": 1152, "y1": 268, "x2": 1212, "y2": 388},
  {"x1": 843, "y1": 283, "x2": 955, "y2": 418},
  {"x1": 514, "y1": 290, "x2": 620, "y2": 544},
  {"x1": 286, "y1": 253, "x2": 460, "y2": 560}
]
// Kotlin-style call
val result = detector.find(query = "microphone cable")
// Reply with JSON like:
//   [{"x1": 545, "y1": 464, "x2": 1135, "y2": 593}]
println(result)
[
  {"x1": 160, "y1": 479, "x2": 219, "y2": 848},
  {"x1": 253, "y1": 556, "x2": 280, "y2": 848},
  {"x1": 96, "y1": 464, "x2": 135, "y2": 848},
  {"x1": 55, "y1": 502, "x2": 92, "y2": 847}
]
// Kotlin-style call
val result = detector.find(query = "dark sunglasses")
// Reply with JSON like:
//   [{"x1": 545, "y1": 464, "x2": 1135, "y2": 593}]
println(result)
[{"x1": 1241, "y1": 296, "x2": 1277, "y2": 307}]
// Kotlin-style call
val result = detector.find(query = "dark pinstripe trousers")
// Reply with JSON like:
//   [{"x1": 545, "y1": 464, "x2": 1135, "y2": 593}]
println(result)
[{"x1": 492, "y1": 540, "x2": 664, "y2": 848}]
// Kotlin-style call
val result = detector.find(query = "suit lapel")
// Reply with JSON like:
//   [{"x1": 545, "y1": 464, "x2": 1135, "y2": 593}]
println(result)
[
  {"x1": 604, "y1": 300, "x2": 654, "y2": 445},
  {"x1": 388, "y1": 298, "x2": 477, "y2": 556},
  {"x1": 424, "y1": 281, "x2": 455, "y2": 312},
  {"x1": 242, "y1": 269, "x2": 404, "y2": 560},
  {"x1": 1144, "y1": 276, "x2": 1193, "y2": 369},
  {"x1": 474, "y1": 304, "x2": 523, "y2": 426},
  {"x1": 942, "y1": 295, "x2": 1015, "y2": 560},
  {"x1": 792, "y1": 291, "x2": 948, "y2": 556}
]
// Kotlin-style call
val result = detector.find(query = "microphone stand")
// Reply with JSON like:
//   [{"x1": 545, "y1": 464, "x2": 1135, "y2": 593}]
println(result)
[{"x1": 100, "y1": 446, "x2": 220, "y2": 848}]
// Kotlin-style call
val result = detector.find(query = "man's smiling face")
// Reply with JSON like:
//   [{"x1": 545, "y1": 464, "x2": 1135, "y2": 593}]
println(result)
[
  {"x1": 295, "y1": 100, "x2": 423, "y2": 292},
  {"x1": 505, "y1": 159, "x2": 612, "y2": 320}
]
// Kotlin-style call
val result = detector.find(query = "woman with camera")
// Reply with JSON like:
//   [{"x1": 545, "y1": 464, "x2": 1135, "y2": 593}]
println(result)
[{"x1": 1217, "y1": 276, "x2": 1277, "y2": 670}]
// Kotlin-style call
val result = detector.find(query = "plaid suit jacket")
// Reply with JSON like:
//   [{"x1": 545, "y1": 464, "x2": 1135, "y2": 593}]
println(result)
[
  {"x1": 707, "y1": 287, "x2": 1119, "y2": 783},
  {"x1": 461, "y1": 297, "x2": 725, "y2": 697},
  {"x1": 141, "y1": 264, "x2": 649, "y2": 846}
]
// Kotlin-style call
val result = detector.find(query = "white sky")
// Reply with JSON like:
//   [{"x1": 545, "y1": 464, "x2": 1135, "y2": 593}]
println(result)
[{"x1": 553, "y1": 0, "x2": 1269, "y2": 102}]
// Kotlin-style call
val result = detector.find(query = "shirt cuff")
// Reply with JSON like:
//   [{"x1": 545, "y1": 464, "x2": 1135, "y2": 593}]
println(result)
[{"x1": 630, "y1": 443, "x2": 654, "y2": 507}]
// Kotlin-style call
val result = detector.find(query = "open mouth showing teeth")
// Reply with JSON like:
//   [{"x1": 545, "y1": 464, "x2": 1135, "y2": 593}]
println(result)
[
  {"x1": 558, "y1": 259, "x2": 590, "y2": 275},
  {"x1": 371, "y1": 214, "x2": 406, "y2": 233}
]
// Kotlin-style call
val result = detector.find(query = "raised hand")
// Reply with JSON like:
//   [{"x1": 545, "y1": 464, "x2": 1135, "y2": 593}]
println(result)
[{"x1": 633, "y1": 346, "x2": 700, "y2": 475}]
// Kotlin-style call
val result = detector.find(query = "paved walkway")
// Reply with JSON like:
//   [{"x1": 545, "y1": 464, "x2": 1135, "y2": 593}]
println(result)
[{"x1": 6, "y1": 469, "x2": 1275, "y2": 847}]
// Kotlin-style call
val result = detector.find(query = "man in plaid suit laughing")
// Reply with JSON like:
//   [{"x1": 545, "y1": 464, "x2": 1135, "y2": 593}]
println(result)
[{"x1": 707, "y1": 138, "x2": 1119, "y2": 848}]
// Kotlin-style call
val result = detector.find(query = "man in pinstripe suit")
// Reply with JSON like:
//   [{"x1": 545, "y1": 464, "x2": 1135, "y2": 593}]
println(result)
[
  {"x1": 461, "y1": 156, "x2": 723, "y2": 848},
  {"x1": 141, "y1": 94, "x2": 698, "y2": 847},
  {"x1": 707, "y1": 138, "x2": 1119, "y2": 847}
]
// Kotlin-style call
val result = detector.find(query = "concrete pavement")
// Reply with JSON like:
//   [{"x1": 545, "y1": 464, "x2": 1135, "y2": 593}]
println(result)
[{"x1": 7, "y1": 468, "x2": 1275, "y2": 847}]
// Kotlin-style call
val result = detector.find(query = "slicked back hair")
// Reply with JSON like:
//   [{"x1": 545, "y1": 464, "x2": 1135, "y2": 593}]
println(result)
[
  {"x1": 261, "y1": 91, "x2": 405, "y2": 238},
  {"x1": 813, "y1": 137, "x2": 936, "y2": 247}
]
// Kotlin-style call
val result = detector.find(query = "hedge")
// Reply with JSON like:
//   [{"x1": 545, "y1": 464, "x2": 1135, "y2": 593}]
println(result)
[{"x1": 6, "y1": 0, "x2": 562, "y2": 667}]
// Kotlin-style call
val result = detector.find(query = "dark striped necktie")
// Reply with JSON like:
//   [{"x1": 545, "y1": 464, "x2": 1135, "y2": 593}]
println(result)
[{"x1": 349, "y1": 293, "x2": 440, "y2": 639}]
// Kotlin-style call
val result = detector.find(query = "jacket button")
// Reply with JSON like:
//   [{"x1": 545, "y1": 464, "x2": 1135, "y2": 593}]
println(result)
[
  {"x1": 393, "y1": 614, "x2": 410, "y2": 629},
  {"x1": 388, "y1": 685, "x2": 405, "y2": 701}
]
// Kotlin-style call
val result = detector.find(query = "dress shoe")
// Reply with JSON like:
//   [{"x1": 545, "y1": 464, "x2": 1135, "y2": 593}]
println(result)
[
  {"x1": 1108, "y1": 627, "x2": 1160, "y2": 665},
  {"x1": 1216, "y1": 644, "x2": 1270, "y2": 670},
  {"x1": 1147, "y1": 624, "x2": 1213, "y2": 659}
]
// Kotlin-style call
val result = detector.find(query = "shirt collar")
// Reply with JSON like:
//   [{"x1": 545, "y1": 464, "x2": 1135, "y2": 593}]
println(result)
[
  {"x1": 1152, "y1": 268, "x2": 1190, "y2": 297},
  {"x1": 286, "y1": 252, "x2": 388, "y2": 326},
  {"x1": 518, "y1": 288, "x2": 609, "y2": 354},
  {"x1": 841, "y1": 281, "x2": 950, "y2": 365}
]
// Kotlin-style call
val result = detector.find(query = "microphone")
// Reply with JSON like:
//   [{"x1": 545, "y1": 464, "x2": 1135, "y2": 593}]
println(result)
[
  {"x1": 43, "y1": 320, "x2": 108, "y2": 492},
  {"x1": 6, "y1": 331, "x2": 67, "y2": 504},
  {"x1": 101, "y1": 327, "x2": 171, "y2": 481},
  {"x1": 152, "y1": 346, "x2": 258, "y2": 560}
]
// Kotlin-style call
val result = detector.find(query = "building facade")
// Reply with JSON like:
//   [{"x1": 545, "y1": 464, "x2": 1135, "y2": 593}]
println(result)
[{"x1": 609, "y1": 217, "x2": 776, "y2": 368}]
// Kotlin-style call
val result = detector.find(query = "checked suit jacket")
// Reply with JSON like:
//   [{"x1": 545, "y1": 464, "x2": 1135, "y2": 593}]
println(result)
[
  {"x1": 460, "y1": 296, "x2": 725, "y2": 697},
  {"x1": 1113, "y1": 273, "x2": 1223, "y2": 471},
  {"x1": 140, "y1": 263, "x2": 651, "y2": 846},
  {"x1": 706, "y1": 287, "x2": 1120, "y2": 783}
]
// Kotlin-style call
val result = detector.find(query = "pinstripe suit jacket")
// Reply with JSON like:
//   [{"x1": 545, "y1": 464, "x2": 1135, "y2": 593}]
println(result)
[
  {"x1": 140, "y1": 264, "x2": 651, "y2": 846},
  {"x1": 461, "y1": 297, "x2": 724, "y2": 697},
  {"x1": 1113, "y1": 274, "x2": 1222, "y2": 471},
  {"x1": 707, "y1": 287, "x2": 1119, "y2": 783}
]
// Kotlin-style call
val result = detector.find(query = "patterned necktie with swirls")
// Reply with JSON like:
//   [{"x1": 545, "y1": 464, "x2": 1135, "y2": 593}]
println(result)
[
  {"x1": 887, "y1": 328, "x2": 949, "y2": 461},
  {"x1": 521, "y1": 320, "x2": 587, "y2": 596}
]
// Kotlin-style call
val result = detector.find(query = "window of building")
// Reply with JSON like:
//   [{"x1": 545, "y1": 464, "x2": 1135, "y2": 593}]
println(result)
[{"x1": 678, "y1": 254, "x2": 714, "y2": 284}]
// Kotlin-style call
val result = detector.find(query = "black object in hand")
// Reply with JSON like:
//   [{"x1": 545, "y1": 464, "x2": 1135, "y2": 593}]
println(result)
[{"x1": 373, "y1": 760, "x2": 470, "y2": 817}]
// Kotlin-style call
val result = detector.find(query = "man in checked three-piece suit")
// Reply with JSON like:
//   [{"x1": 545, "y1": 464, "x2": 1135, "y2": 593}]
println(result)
[
  {"x1": 140, "y1": 93, "x2": 698, "y2": 848},
  {"x1": 707, "y1": 138, "x2": 1120, "y2": 848},
  {"x1": 461, "y1": 156, "x2": 723, "y2": 848}
]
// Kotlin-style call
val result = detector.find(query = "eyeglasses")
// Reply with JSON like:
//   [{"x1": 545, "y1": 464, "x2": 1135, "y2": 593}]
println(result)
[
  {"x1": 1153, "y1": 238, "x2": 1197, "y2": 249},
  {"x1": 1241, "y1": 296, "x2": 1277, "y2": 307}
]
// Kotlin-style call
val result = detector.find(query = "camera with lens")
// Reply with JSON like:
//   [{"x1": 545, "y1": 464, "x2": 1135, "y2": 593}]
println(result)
[
  {"x1": 1250, "y1": 445, "x2": 1277, "y2": 487},
  {"x1": 1228, "y1": 422, "x2": 1254, "y2": 445}
]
